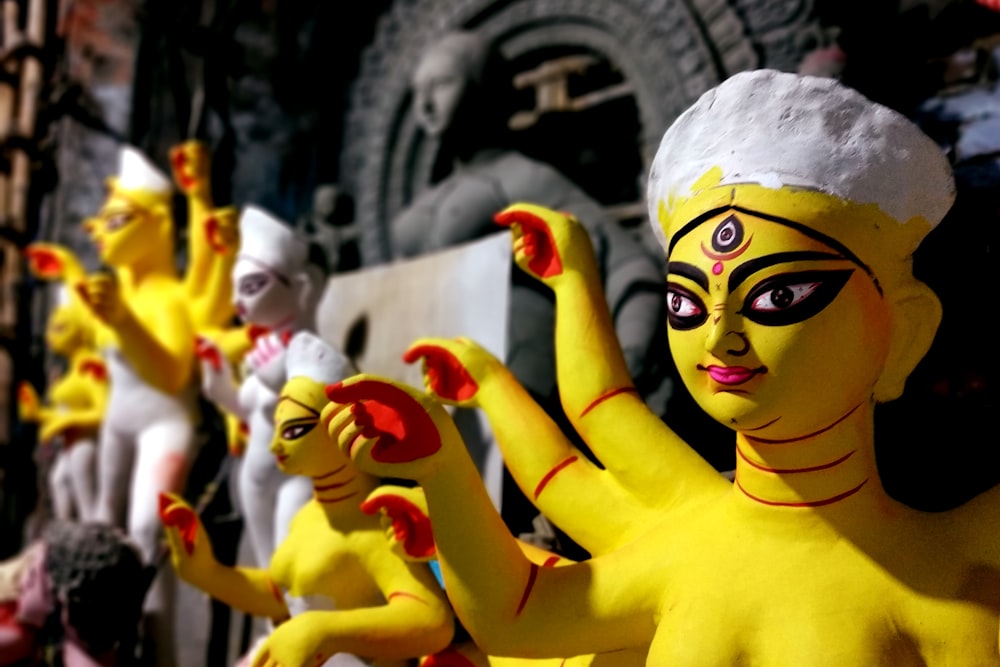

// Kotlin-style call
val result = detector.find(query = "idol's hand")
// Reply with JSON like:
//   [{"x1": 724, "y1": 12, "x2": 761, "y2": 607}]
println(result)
[
  {"x1": 169, "y1": 140, "x2": 212, "y2": 199},
  {"x1": 158, "y1": 492, "x2": 217, "y2": 586},
  {"x1": 24, "y1": 242, "x2": 87, "y2": 283},
  {"x1": 203, "y1": 206, "x2": 239, "y2": 255},
  {"x1": 323, "y1": 375, "x2": 456, "y2": 482},
  {"x1": 38, "y1": 412, "x2": 77, "y2": 444},
  {"x1": 250, "y1": 611, "x2": 334, "y2": 667},
  {"x1": 361, "y1": 485, "x2": 436, "y2": 562},
  {"x1": 403, "y1": 337, "x2": 503, "y2": 407},
  {"x1": 494, "y1": 202, "x2": 594, "y2": 287},
  {"x1": 196, "y1": 336, "x2": 234, "y2": 400},
  {"x1": 75, "y1": 271, "x2": 127, "y2": 327},
  {"x1": 247, "y1": 331, "x2": 289, "y2": 373},
  {"x1": 16, "y1": 382, "x2": 40, "y2": 423}
]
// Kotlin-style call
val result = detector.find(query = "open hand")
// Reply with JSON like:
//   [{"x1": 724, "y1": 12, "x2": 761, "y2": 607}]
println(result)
[
  {"x1": 323, "y1": 375, "x2": 456, "y2": 481},
  {"x1": 24, "y1": 242, "x2": 87, "y2": 283},
  {"x1": 361, "y1": 485, "x2": 436, "y2": 561},
  {"x1": 158, "y1": 492, "x2": 217, "y2": 586},
  {"x1": 494, "y1": 202, "x2": 594, "y2": 286},
  {"x1": 76, "y1": 271, "x2": 127, "y2": 326},
  {"x1": 169, "y1": 140, "x2": 212, "y2": 198},
  {"x1": 16, "y1": 382, "x2": 40, "y2": 423},
  {"x1": 403, "y1": 336, "x2": 503, "y2": 407}
]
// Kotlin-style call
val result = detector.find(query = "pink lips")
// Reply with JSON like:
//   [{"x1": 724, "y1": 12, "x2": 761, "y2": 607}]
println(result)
[{"x1": 705, "y1": 365, "x2": 764, "y2": 385}]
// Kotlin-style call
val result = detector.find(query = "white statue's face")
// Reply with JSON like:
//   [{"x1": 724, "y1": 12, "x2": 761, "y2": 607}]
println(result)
[
  {"x1": 232, "y1": 257, "x2": 298, "y2": 330},
  {"x1": 412, "y1": 49, "x2": 466, "y2": 137}
]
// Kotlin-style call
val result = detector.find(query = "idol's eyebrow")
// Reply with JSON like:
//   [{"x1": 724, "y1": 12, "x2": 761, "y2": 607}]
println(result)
[
  {"x1": 667, "y1": 262, "x2": 709, "y2": 291},
  {"x1": 728, "y1": 251, "x2": 844, "y2": 292},
  {"x1": 277, "y1": 395, "x2": 319, "y2": 416}
]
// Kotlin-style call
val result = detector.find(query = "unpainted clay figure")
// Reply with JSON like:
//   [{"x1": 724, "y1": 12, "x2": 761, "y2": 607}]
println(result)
[
  {"x1": 0, "y1": 521, "x2": 146, "y2": 667},
  {"x1": 394, "y1": 31, "x2": 666, "y2": 411},
  {"x1": 320, "y1": 70, "x2": 1000, "y2": 665},
  {"x1": 161, "y1": 331, "x2": 454, "y2": 667},
  {"x1": 73, "y1": 142, "x2": 239, "y2": 665},
  {"x1": 196, "y1": 205, "x2": 328, "y2": 573}
]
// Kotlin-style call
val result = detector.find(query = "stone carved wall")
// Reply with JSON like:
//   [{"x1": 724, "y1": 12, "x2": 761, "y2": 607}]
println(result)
[{"x1": 339, "y1": 0, "x2": 826, "y2": 266}]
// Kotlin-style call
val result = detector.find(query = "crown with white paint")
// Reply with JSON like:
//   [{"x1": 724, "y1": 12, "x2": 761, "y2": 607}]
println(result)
[
  {"x1": 285, "y1": 331, "x2": 354, "y2": 385},
  {"x1": 115, "y1": 145, "x2": 172, "y2": 196},
  {"x1": 237, "y1": 205, "x2": 309, "y2": 277},
  {"x1": 647, "y1": 69, "x2": 955, "y2": 253}
]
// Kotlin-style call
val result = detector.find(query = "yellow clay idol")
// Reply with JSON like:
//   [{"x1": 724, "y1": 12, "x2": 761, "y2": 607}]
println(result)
[
  {"x1": 17, "y1": 274, "x2": 108, "y2": 522},
  {"x1": 161, "y1": 331, "x2": 454, "y2": 667},
  {"x1": 76, "y1": 143, "x2": 238, "y2": 666},
  {"x1": 321, "y1": 70, "x2": 1000, "y2": 665}
]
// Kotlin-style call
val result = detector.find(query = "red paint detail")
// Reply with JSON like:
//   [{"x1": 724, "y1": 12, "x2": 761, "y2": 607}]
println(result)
[
  {"x1": 736, "y1": 447, "x2": 855, "y2": 474},
  {"x1": 494, "y1": 208, "x2": 564, "y2": 278},
  {"x1": 360, "y1": 493, "x2": 436, "y2": 559},
  {"x1": 267, "y1": 576, "x2": 283, "y2": 603},
  {"x1": 280, "y1": 330, "x2": 293, "y2": 347},
  {"x1": 311, "y1": 464, "x2": 347, "y2": 480},
  {"x1": 712, "y1": 261, "x2": 724, "y2": 275},
  {"x1": 387, "y1": 591, "x2": 429, "y2": 606},
  {"x1": 542, "y1": 555, "x2": 561, "y2": 568},
  {"x1": 515, "y1": 563, "x2": 539, "y2": 616},
  {"x1": 579, "y1": 386, "x2": 638, "y2": 418},
  {"x1": 419, "y1": 647, "x2": 478, "y2": 667},
  {"x1": 403, "y1": 344, "x2": 479, "y2": 402},
  {"x1": 79, "y1": 359, "x2": 108, "y2": 382},
  {"x1": 238, "y1": 421, "x2": 249, "y2": 437},
  {"x1": 735, "y1": 478, "x2": 868, "y2": 507},
  {"x1": 313, "y1": 478, "x2": 353, "y2": 492},
  {"x1": 247, "y1": 325, "x2": 269, "y2": 343},
  {"x1": 533, "y1": 456, "x2": 579, "y2": 500},
  {"x1": 24, "y1": 247, "x2": 64, "y2": 278},
  {"x1": 158, "y1": 494, "x2": 196, "y2": 555},
  {"x1": 193, "y1": 336, "x2": 222, "y2": 372},
  {"x1": 170, "y1": 150, "x2": 197, "y2": 190},
  {"x1": 204, "y1": 216, "x2": 226, "y2": 254},
  {"x1": 325, "y1": 380, "x2": 442, "y2": 463},
  {"x1": 745, "y1": 403, "x2": 860, "y2": 445},
  {"x1": 699, "y1": 235, "x2": 753, "y2": 261},
  {"x1": 315, "y1": 491, "x2": 359, "y2": 504},
  {"x1": 17, "y1": 383, "x2": 34, "y2": 405}
]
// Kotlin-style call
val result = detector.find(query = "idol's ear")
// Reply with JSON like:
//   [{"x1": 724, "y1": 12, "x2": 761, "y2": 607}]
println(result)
[
  {"x1": 293, "y1": 264, "x2": 326, "y2": 315},
  {"x1": 872, "y1": 282, "x2": 942, "y2": 403}
]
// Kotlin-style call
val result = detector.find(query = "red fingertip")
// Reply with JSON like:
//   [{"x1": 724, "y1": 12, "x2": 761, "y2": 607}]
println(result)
[{"x1": 324, "y1": 381, "x2": 345, "y2": 401}]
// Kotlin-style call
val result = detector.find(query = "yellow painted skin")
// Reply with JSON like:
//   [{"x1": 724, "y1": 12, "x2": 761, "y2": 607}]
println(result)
[
  {"x1": 18, "y1": 301, "x2": 107, "y2": 445},
  {"x1": 77, "y1": 140, "x2": 239, "y2": 395},
  {"x1": 328, "y1": 199, "x2": 1000, "y2": 665},
  {"x1": 161, "y1": 375, "x2": 454, "y2": 667}
]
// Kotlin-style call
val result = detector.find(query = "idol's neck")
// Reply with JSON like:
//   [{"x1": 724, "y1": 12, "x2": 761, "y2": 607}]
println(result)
[
  {"x1": 310, "y1": 462, "x2": 379, "y2": 519},
  {"x1": 732, "y1": 401, "x2": 891, "y2": 513}
]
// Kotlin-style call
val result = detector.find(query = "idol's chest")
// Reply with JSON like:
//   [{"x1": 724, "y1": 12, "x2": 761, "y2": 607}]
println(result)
[{"x1": 646, "y1": 509, "x2": 1000, "y2": 666}]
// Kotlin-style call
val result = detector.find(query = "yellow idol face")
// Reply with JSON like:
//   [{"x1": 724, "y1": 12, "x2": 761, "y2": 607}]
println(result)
[
  {"x1": 665, "y1": 209, "x2": 891, "y2": 440},
  {"x1": 85, "y1": 193, "x2": 155, "y2": 267},
  {"x1": 272, "y1": 376, "x2": 348, "y2": 477}
]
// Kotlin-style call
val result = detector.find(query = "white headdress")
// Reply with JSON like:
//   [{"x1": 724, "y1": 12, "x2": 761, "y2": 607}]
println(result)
[
  {"x1": 237, "y1": 205, "x2": 309, "y2": 277},
  {"x1": 647, "y1": 70, "x2": 956, "y2": 250},
  {"x1": 285, "y1": 331, "x2": 354, "y2": 385},
  {"x1": 115, "y1": 146, "x2": 172, "y2": 196}
]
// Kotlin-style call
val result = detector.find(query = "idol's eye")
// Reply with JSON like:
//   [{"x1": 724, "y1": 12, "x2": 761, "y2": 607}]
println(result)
[
  {"x1": 740, "y1": 270, "x2": 853, "y2": 326},
  {"x1": 281, "y1": 421, "x2": 317, "y2": 440},
  {"x1": 104, "y1": 213, "x2": 133, "y2": 231},
  {"x1": 239, "y1": 274, "x2": 269, "y2": 297},
  {"x1": 666, "y1": 283, "x2": 708, "y2": 330}
]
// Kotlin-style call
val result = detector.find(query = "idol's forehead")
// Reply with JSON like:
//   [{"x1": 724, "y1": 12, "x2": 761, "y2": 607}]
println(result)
[{"x1": 278, "y1": 377, "x2": 327, "y2": 415}]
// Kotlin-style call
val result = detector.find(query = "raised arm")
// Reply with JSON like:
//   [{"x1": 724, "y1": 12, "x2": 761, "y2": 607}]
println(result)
[
  {"x1": 76, "y1": 274, "x2": 195, "y2": 395},
  {"x1": 170, "y1": 141, "x2": 240, "y2": 331},
  {"x1": 159, "y1": 493, "x2": 288, "y2": 620},
  {"x1": 323, "y1": 376, "x2": 656, "y2": 659},
  {"x1": 496, "y1": 203, "x2": 724, "y2": 507},
  {"x1": 37, "y1": 356, "x2": 109, "y2": 443},
  {"x1": 404, "y1": 337, "x2": 657, "y2": 555}
]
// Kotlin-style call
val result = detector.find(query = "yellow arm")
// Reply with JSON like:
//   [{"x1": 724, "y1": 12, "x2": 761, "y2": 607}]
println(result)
[
  {"x1": 324, "y1": 375, "x2": 657, "y2": 660},
  {"x1": 160, "y1": 492, "x2": 288, "y2": 619},
  {"x1": 79, "y1": 273, "x2": 195, "y2": 395},
  {"x1": 497, "y1": 203, "x2": 726, "y2": 508},
  {"x1": 405, "y1": 336, "x2": 657, "y2": 555},
  {"x1": 37, "y1": 354, "x2": 109, "y2": 442}
]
